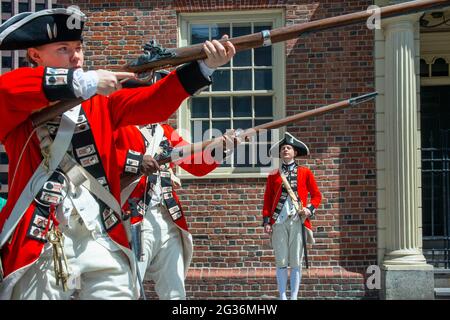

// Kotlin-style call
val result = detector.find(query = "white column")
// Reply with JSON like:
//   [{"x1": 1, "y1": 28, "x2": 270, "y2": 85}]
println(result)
[{"x1": 382, "y1": 17, "x2": 428, "y2": 267}]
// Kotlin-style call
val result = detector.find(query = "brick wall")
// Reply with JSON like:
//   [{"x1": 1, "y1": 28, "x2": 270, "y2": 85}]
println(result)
[{"x1": 59, "y1": 0, "x2": 377, "y2": 299}]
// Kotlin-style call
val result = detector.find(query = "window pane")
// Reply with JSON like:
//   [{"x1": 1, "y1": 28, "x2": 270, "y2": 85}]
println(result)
[
  {"x1": 212, "y1": 97, "x2": 231, "y2": 118},
  {"x1": 0, "y1": 152, "x2": 8, "y2": 164},
  {"x1": 212, "y1": 70, "x2": 230, "y2": 91},
  {"x1": 233, "y1": 69, "x2": 252, "y2": 91},
  {"x1": 233, "y1": 24, "x2": 251, "y2": 37},
  {"x1": 233, "y1": 120, "x2": 252, "y2": 131},
  {"x1": 191, "y1": 97, "x2": 209, "y2": 118},
  {"x1": 233, "y1": 96, "x2": 252, "y2": 117},
  {"x1": 19, "y1": 2, "x2": 29, "y2": 12},
  {"x1": 211, "y1": 120, "x2": 231, "y2": 135},
  {"x1": 211, "y1": 24, "x2": 230, "y2": 40},
  {"x1": 2, "y1": 56, "x2": 12, "y2": 69},
  {"x1": 254, "y1": 96, "x2": 273, "y2": 117},
  {"x1": 191, "y1": 25, "x2": 209, "y2": 44},
  {"x1": 255, "y1": 69, "x2": 272, "y2": 90},
  {"x1": 431, "y1": 58, "x2": 449, "y2": 77},
  {"x1": 36, "y1": 3, "x2": 46, "y2": 11},
  {"x1": 2, "y1": 2, "x2": 12, "y2": 13},
  {"x1": 254, "y1": 25, "x2": 271, "y2": 33},
  {"x1": 191, "y1": 120, "x2": 209, "y2": 143},
  {"x1": 234, "y1": 51, "x2": 251, "y2": 67},
  {"x1": 254, "y1": 46, "x2": 272, "y2": 66}
]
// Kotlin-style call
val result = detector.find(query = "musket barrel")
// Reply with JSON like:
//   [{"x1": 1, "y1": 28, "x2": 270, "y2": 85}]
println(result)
[
  {"x1": 167, "y1": 92, "x2": 377, "y2": 165},
  {"x1": 125, "y1": 0, "x2": 450, "y2": 73}
]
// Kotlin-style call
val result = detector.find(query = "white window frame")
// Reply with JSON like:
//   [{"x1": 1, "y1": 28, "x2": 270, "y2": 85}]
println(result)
[
  {"x1": 420, "y1": 32, "x2": 450, "y2": 86},
  {"x1": 177, "y1": 10, "x2": 286, "y2": 179}
]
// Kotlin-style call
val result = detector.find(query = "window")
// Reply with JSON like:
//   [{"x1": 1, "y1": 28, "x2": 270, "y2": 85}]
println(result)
[
  {"x1": 2, "y1": 56, "x2": 12, "y2": 69},
  {"x1": 35, "y1": 3, "x2": 46, "y2": 11},
  {"x1": 432, "y1": 58, "x2": 449, "y2": 77},
  {"x1": 18, "y1": 2, "x2": 28, "y2": 13},
  {"x1": 179, "y1": 11, "x2": 285, "y2": 177},
  {"x1": 1, "y1": 1, "x2": 12, "y2": 13},
  {"x1": 421, "y1": 57, "x2": 450, "y2": 79}
]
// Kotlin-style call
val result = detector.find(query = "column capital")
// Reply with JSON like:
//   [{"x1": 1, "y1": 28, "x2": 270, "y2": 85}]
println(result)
[{"x1": 382, "y1": 12, "x2": 421, "y2": 30}]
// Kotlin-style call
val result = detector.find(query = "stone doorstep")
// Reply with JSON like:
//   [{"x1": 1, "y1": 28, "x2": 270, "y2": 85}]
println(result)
[
  {"x1": 434, "y1": 269, "x2": 450, "y2": 289},
  {"x1": 434, "y1": 288, "x2": 450, "y2": 297},
  {"x1": 434, "y1": 269, "x2": 450, "y2": 275}
]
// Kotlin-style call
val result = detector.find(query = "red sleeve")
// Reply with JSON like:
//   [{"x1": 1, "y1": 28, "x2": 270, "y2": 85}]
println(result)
[
  {"x1": 108, "y1": 70, "x2": 190, "y2": 130},
  {"x1": 163, "y1": 124, "x2": 219, "y2": 177},
  {"x1": 0, "y1": 67, "x2": 49, "y2": 141},
  {"x1": 262, "y1": 173, "x2": 275, "y2": 219},
  {"x1": 306, "y1": 169, "x2": 322, "y2": 209}
]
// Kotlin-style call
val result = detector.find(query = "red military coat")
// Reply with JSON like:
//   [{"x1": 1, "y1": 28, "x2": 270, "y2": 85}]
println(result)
[
  {"x1": 115, "y1": 124, "x2": 219, "y2": 232},
  {"x1": 262, "y1": 166, "x2": 322, "y2": 231},
  {"x1": 0, "y1": 65, "x2": 199, "y2": 279}
]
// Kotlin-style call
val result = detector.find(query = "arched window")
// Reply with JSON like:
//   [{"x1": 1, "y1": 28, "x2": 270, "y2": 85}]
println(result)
[{"x1": 431, "y1": 58, "x2": 449, "y2": 77}]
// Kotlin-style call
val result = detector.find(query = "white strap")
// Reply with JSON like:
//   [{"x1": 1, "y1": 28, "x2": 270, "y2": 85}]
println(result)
[
  {"x1": 0, "y1": 105, "x2": 81, "y2": 248},
  {"x1": 280, "y1": 172, "x2": 315, "y2": 244},
  {"x1": 60, "y1": 154, "x2": 122, "y2": 216},
  {"x1": 120, "y1": 125, "x2": 164, "y2": 204},
  {"x1": 140, "y1": 124, "x2": 164, "y2": 157},
  {"x1": 120, "y1": 177, "x2": 142, "y2": 206},
  {"x1": 279, "y1": 172, "x2": 305, "y2": 222}
]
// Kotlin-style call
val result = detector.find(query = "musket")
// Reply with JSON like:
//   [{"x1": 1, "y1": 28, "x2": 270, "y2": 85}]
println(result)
[
  {"x1": 30, "y1": 0, "x2": 449, "y2": 127},
  {"x1": 124, "y1": 0, "x2": 450, "y2": 73},
  {"x1": 164, "y1": 92, "x2": 378, "y2": 166},
  {"x1": 119, "y1": 92, "x2": 377, "y2": 194}
]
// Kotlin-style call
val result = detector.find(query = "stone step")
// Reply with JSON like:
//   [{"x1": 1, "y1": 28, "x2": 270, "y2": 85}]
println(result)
[
  {"x1": 434, "y1": 269, "x2": 450, "y2": 288},
  {"x1": 434, "y1": 288, "x2": 450, "y2": 300}
]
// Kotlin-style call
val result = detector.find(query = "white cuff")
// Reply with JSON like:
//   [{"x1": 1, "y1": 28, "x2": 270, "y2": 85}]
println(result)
[
  {"x1": 198, "y1": 60, "x2": 216, "y2": 78},
  {"x1": 72, "y1": 69, "x2": 99, "y2": 100}
]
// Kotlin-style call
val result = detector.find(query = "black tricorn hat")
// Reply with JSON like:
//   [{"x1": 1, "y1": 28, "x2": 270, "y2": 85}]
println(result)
[
  {"x1": 0, "y1": 8, "x2": 86, "y2": 50},
  {"x1": 269, "y1": 132, "x2": 310, "y2": 159}
]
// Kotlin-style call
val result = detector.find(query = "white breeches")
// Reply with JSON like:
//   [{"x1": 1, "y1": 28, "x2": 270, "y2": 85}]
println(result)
[
  {"x1": 11, "y1": 212, "x2": 135, "y2": 300},
  {"x1": 138, "y1": 205, "x2": 185, "y2": 300},
  {"x1": 272, "y1": 217, "x2": 304, "y2": 268}
]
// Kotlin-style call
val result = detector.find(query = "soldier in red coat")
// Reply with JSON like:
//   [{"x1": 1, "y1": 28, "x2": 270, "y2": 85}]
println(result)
[
  {"x1": 262, "y1": 132, "x2": 322, "y2": 300},
  {"x1": 115, "y1": 120, "x2": 233, "y2": 299},
  {"x1": 0, "y1": 8, "x2": 235, "y2": 299}
]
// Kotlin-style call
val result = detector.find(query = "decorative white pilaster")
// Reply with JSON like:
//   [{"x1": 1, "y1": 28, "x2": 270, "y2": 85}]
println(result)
[{"x1": 382, "y1": 17, "x2": 428, "y2": 267}]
